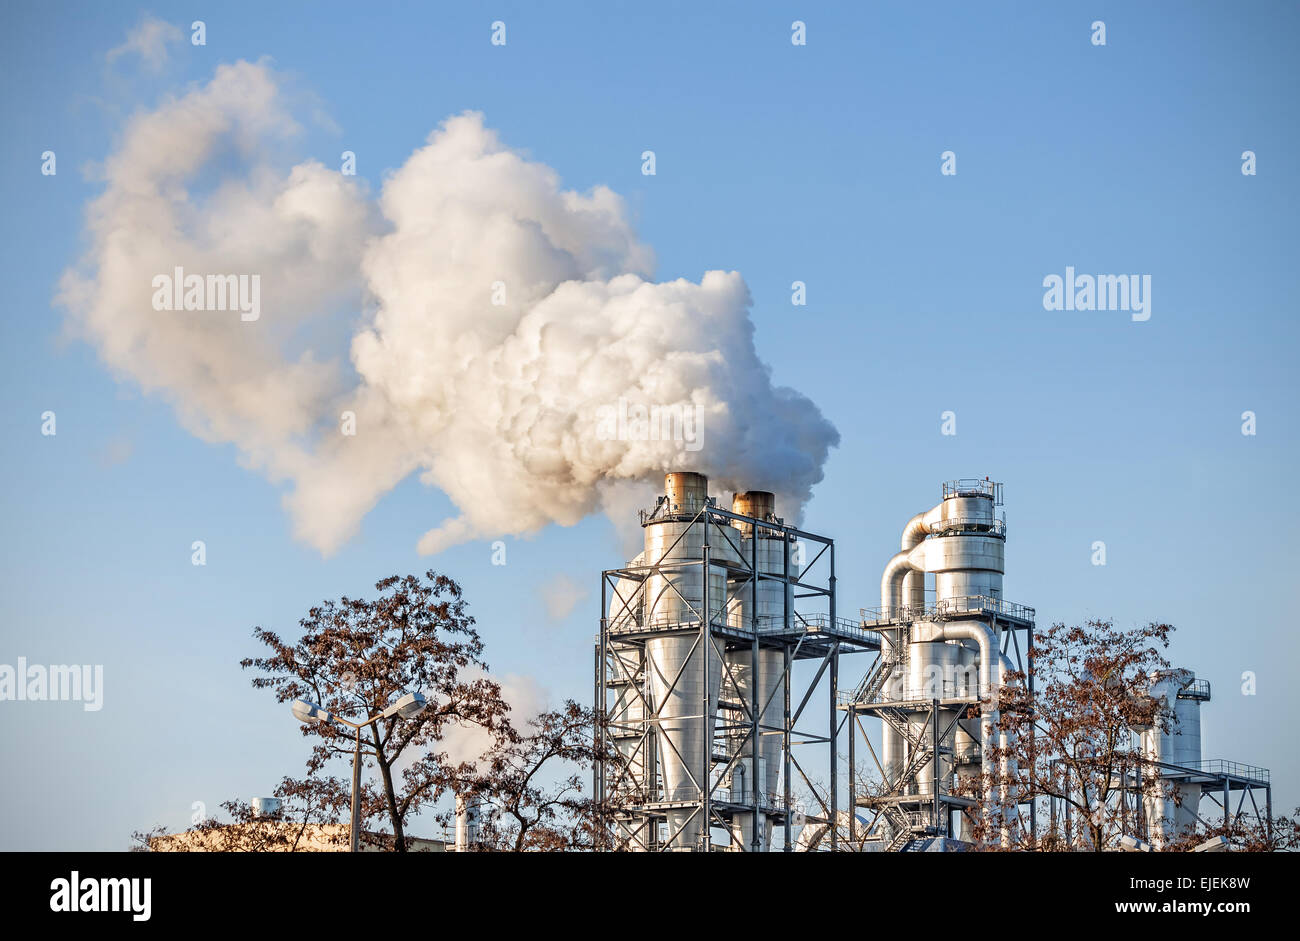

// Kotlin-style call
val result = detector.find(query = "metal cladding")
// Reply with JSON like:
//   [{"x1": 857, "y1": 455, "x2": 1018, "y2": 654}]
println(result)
[
  {"x1": 646, "y1": 632, "x2": 721, "y2": 846},
  {"x1": 724, "y1": 491, "x2": 793, "y2": 850}
]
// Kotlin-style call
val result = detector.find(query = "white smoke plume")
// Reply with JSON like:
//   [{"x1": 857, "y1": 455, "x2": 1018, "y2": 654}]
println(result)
[{"x1": 59, "y1": 61, "x2": 839, "y2": 555}]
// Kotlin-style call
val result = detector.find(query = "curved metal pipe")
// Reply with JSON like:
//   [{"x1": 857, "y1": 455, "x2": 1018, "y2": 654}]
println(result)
[
  {"x1": 879, "y1": 547, "x2": 923, "y2": 788},
  {"x1": 883, "y1": 505, "x2": 944, "y2": 619},
  {"x1": 880, "y1": 549, "x2": 918, "y2": 621},
  {"x1": 879, "y1": 505, "x2": 942, "y2": 800}
]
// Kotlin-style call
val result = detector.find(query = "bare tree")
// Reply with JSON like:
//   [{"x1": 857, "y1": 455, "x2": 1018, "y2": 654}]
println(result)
[{"x1": 462, "y1": 700, "x2": 609, "y2": 851}]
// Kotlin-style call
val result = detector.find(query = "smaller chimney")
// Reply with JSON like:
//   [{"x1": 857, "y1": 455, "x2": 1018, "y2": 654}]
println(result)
[
  {"x1": 731, "y1": 490, "x2": 775, "y2": 535},
  {"x1": 664, "y1": 472, "x2": 709, "y2": 514},
  {"x1": 250, "y1": 797, "x2": 282, "y2": 819},
  {"x1": 455, "y1": 793, "x2": 482, "y2": 851}
]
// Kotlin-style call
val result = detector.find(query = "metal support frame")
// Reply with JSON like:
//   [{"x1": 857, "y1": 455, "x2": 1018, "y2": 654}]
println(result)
[
  {"x1": 594, "y1": 502, "x2": 873, "y2": 851},
  {"x1": 840, "y1": 609, "x2": 1035, "y2": 851}
]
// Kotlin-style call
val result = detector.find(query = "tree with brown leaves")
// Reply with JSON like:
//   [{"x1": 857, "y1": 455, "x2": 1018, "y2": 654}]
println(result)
[
  {"x1": 131, "y1": 793, "x2": 340, "y2": 852},
  {"x1": 965, "y1": 619, "x2": 1174, "y2": 851},
  {"x1": 239, "y1": 571, "x2": 513, "y2": 851},
  {"x1": 458, "y1": 700, "x2": 610, "y2": 851},
  {"x1": 1164, "y1": 806, "x2": 1300, "y2": 852}
]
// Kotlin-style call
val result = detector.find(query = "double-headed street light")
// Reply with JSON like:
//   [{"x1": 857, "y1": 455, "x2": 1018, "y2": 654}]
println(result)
[{"x1": 290, "y1": 691, "x2": 428, "y2": 852}]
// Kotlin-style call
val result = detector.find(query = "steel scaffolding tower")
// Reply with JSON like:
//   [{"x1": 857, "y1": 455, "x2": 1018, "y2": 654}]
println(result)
[
  {"x1": 841, "y1": 599, "x2": 1035, "y2": 849},
  {"x1": 594, "y1": 478, "x2": 876, "y2": 851},
  {"x1": 839, "y1": 479, "x2": 1037, "y2": 850}
]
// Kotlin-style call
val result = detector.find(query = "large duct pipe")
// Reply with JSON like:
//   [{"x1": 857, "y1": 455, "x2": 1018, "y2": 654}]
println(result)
[{"x1": 880, "y1": 541, "x2": 927, "y2": 790}]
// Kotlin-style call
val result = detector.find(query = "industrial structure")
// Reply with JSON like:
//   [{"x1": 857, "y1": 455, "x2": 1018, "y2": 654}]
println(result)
[
  {"x1": 841, "y1": 478, "x2": 1034, "y2": 850},
  {"x1": 1128, "y1": 671, "x2": 1271, "y2": 850},
  {"x1": 593, "y1": 472, "x2": 877, "y2": 851},
  {"x1": 1043, "y1": 669, "x2": 1272, "y2": 850},
  {"x1": 593, "y1": 472, "x2": 1275, "y2": 851}
]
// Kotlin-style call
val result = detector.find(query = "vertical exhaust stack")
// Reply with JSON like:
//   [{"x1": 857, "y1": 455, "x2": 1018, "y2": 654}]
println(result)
[
  {"x1": 725, "y1": 490, "x2": 791, "y2": 852},
  {"x1": 455, "y1": 792, "x2": 481, "y2": 851},
  {"x1": 664, "y1": 471, "x2": 710, "y2": 515},
  {"x1": 602, "y1": 471, "x2": 933, "y2": 851},
  {"x1": 641, "y1": 472, "x2": 742, "y2": 849},
  {"x1": 730, "y1": 490, "x2": 774, "y2": 534}
]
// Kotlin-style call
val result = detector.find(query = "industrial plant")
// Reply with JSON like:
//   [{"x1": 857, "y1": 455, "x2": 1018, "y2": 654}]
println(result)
[{"x1": 594, "y1": 472, "x2": 1274, "y2": 851}]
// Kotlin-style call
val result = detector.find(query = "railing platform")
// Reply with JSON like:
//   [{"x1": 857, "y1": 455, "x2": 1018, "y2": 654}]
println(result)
[
  {"x1": 601, "y1": 612, "x2": 881, "y2": 657},
  {"x1": 860, "y1": 594, "x2": 1035, "y2": 629},
  {"x1": 1187, "y1": 759, "x2": 1270, "y2": 786}
]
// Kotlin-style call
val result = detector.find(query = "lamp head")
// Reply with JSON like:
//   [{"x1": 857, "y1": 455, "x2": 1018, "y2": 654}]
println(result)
[
  {"x1": 393, "y1": 691, "x2": 428, "y2": 720},
  {"x1": 291, "y1": 699, "x2": 329, "y2": 724}
]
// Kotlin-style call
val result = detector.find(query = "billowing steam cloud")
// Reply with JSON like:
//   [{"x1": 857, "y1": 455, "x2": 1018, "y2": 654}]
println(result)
[{"x1": 59, "y1": 61, "x2": 839, "y2": 555}]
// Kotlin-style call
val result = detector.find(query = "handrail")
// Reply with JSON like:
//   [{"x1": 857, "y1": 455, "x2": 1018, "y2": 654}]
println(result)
[
  {"x1": 638, "y1": 499, "x2": 786, "y2": 528},
  {"x1": 839, "y1": 680, "x2": 990, "y2": 705},
  {"x1": 1177, "y1": 678, "x2": 1211, "y2": 701},
  {"x1": 601, "y1": 612, "x2": 882, "y2": 645},
  {"x1": 942, "y1": 479, "x2": 998, "y2": 500},
  {"x1": 860, "y1": 594, "x2": 1036, "y2": 626},
  {"x1": 927, "y1": 518, "x2": 1006, "y2": 537},
  {"x1": 1191, "y1": 759, "x2": 1269, "y2": 784}
]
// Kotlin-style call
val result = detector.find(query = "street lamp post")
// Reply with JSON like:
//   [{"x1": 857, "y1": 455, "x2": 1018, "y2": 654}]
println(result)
[{"x1": 290, "y1": 692, "x2": 427, "y2": 852}]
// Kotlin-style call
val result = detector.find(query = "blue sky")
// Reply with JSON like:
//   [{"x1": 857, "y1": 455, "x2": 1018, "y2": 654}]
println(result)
[{"x1": 1, "y1": 2, "x2": 1297, "y2": 850}]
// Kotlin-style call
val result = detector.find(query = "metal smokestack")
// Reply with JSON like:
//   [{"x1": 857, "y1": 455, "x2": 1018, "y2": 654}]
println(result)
[
  {"x1": 664, "y1": 471, "x2": 709, "y2": 515},
  {"x1": 724, "y1": 489, "x2": 788, "y2": 851},
  {"x1": 730, "y1": 490, "x2": 774, "y2": 535},
  {"x1": 455, "y1": 792, "x2": 481, "y2": 851},
  {"x1": 641, "y1": 472, "x2": 740, "y2": 849}
]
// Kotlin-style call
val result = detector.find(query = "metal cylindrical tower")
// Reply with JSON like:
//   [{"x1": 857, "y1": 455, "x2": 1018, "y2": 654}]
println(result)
[
  {"x1": 860, "y1": 478, "x2": 1029, "y2": 849},
  {"x1": 454, "y1": 793, "x2": 481, "y2": 851},
  {"x1": 640, "y1": 473, "x2": 740, "y2": 849},
  {"x1": 1141, "y1": 669, "x2": 1209, "y2": 848},
  {"x1": 598, "y1": 472, "x2": 871, "y2": 851},
  {"x1": 725, "y1": 491, "x2": 793, "y2": 851}
]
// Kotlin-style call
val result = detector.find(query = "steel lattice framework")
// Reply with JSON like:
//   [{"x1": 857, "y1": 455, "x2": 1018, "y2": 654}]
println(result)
[
  {"x1": 593, "y1": 501, "x2": 876, "y2": 851},
  {"x1": 841, "y1": 604, "x2": 1035, "y2": 849}
]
